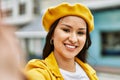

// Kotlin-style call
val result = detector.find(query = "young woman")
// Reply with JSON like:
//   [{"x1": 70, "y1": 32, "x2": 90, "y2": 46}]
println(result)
[{"x1": 25, "y1": 2, "x2": 98, "y2": 80}]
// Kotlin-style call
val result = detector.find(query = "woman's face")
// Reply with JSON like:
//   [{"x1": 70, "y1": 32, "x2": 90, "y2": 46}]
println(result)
[{"x1": 52, "y1": 16, "x2": 87, "y2": 59}]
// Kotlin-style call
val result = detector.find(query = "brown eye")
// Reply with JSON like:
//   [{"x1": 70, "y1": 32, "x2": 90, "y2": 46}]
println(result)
[
  {"x1": 77, "y1": 31, "x2": 85, "y2": 35},
  {"x1": 62, "y1": 28, "x2": 70, "y2": 33}
]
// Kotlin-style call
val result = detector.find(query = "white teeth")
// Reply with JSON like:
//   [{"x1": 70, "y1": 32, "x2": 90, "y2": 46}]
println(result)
[{"x1": 65, "y1": 44, "x2": 76, "y2": 49}]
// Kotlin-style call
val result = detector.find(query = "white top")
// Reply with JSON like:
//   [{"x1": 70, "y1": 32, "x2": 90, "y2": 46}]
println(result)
[{"x1": 59, "y1": 62, "x2": 89, "y2": 80}]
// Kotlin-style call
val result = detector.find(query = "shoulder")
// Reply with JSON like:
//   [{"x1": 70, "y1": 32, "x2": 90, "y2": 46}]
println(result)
[
  {"x1": 25, "y1": 59, "x2": 51, "y2": 80},
  {"x1": 25, "y1": 59, "x2": 47, "y2": 71}
]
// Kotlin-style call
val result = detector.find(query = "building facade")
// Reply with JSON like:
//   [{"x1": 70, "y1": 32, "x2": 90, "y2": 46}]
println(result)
[
  {"x1": 88, "y1": 4, "x2": 120, "y2": 67},
  {"x1": 0, "y1": 0, "x2": 40, "y2": 25}
]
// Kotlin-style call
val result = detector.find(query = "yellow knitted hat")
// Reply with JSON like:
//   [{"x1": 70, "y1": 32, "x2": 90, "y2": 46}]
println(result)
[{"x1": 42, "y1": 2, "x2": 94, "y2": 32}]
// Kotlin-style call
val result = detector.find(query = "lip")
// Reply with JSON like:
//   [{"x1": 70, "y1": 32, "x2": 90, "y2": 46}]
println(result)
[{"x1": 64, "y1": 43, "x2": 78, "y2": 51}]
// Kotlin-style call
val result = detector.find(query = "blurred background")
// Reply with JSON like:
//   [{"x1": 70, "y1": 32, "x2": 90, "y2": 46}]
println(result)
[{"x1": 0, "y1": 0, "x2": 120, "y2": 80}]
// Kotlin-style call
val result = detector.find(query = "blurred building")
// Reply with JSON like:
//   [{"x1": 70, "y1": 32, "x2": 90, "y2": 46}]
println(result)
[
  {"x1": 87, "y1": 0, "x2": 120, "y2": 74},
  {"x1": 0, "y1": 0, "x2": 42, "y2": 60},
  {"x1": 17, "y1": 17, "x2": 47, "y2": 60},
  {"x1": 0, "y1": 0, "x2": 40, "y2": 26}
]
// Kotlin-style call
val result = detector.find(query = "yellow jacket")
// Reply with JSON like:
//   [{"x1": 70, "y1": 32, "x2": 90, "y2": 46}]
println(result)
[{"x1": 25, "y1": 52, "x2": 99, "y2": 80}]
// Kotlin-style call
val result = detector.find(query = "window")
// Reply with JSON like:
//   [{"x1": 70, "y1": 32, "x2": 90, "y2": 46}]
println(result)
[
  {"x1": 19, "y1": 3, "x2": 26, "y2": 15},
  {"x1": 1, "y1": 9, "x2": 13, "y2": 18},
  {"x1": 101, "y1": 31, "x2": 120, "y2": 56},
  {"x1": 33, "y1": 0, "x2": 40, "y2": 15}
]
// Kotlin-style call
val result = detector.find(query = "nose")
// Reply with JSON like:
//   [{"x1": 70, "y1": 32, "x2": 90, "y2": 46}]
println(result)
[{"x1": 68, "y1": 33, "x2": 78, "y2": 44}]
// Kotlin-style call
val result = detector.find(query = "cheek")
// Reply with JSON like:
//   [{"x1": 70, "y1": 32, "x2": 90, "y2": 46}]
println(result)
[
  {"x1": 53, "y1": 30, "x2": 67, "y2": 42},
  {"x1": 79, "y1": 36, "x2": 86, "y2": 44},
  {"x1": 53, "y1": 32, "x2": 65, "y2": 51},
  {"x1": 53, "y1": 34, "x2": 66, "y2": 45}
]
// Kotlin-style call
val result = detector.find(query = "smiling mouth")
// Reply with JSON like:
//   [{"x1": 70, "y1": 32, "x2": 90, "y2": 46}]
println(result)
[{"x1": 64, "y1": 43, "x2": 78, "y2": 50}]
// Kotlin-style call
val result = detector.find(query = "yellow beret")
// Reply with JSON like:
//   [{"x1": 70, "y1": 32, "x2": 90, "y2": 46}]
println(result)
[{"x1": 42, "y1": 2, "x2": 94, "y2": 32}]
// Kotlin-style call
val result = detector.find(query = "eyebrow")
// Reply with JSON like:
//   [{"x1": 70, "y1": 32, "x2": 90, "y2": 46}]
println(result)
[{"x1": 61, "y1": 23, "x2": 86, "y2": 30}]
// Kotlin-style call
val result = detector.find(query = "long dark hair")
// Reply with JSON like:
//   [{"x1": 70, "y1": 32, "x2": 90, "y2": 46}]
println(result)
[{"x1": 43, "y1": 18, "x2": 91, "y2": 63}]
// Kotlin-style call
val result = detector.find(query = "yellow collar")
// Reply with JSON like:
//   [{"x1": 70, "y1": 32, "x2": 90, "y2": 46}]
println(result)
[
  {"x1": 45, "y1": 52, "x2": 98, "y2": 80},
  {"x1": 45, "y1": 52, "x2": 63, "y2": 78}
]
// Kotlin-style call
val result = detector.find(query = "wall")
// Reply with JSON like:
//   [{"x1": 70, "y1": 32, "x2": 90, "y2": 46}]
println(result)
[{"x1": 87, "y1": 7, "x2": 120, "y2": 67}]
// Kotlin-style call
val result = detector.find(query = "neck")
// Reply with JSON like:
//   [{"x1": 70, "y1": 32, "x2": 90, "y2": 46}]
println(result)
[{"x1": 54, "y1": 52, "x2": 76, "y2": 72}]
